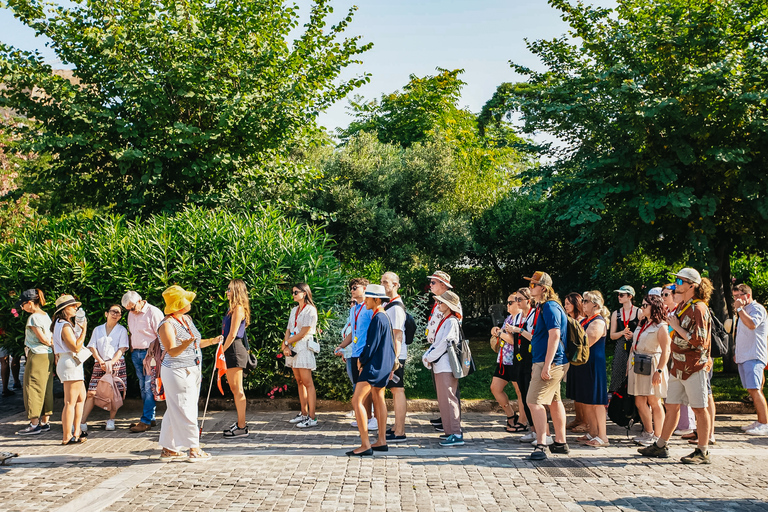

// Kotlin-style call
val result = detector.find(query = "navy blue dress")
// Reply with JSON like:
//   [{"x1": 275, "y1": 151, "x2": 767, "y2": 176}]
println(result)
[
  {"x1": 573, "y1": 316, "x2": 609, "y2": 405},
  {"x1": 358, "y1": 311, "x2": 396, "y2": 388}
]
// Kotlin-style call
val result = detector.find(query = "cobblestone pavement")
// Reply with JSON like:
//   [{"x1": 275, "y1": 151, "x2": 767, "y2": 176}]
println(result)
[{"x1": 1, "y1": 405, "x2": 767, "y2": 512}]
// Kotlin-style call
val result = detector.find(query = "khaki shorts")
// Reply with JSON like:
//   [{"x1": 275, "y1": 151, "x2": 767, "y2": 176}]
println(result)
[
  {"x1": 527, "y1": 362, "x2": 566, "y2": 405},
  {"x1": 666, "y1": 370, "x2": 708, "y2": 409}
]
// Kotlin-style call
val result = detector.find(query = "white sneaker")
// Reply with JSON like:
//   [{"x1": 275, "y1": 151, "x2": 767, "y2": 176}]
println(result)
[
  {"x1": 633, "y1": 431, "x2": 654, "y2": 445},
  {"x1": 741, "y1": 421, "x2": 759, "y2": 431},
  {"x1": 367, "y1": 418, "x2": 378, "y2": 430},
  {"x1": 745, "y1": 423, "x2": 768, "y2": 436},
  {"x1": 673, "y1": 429, "x2": 693, "y2": 436},
  {"x1": 345, "y1": 410, "x2": 356, "y2": 418},
  {"x1": 519, "y1": 431, "x2": 536, "y2": 443},
  {"x1": 105, "y1": 419, "x2": 116, "y2": 431},
  {"x1": 296, "y1": 417, "x2": 318, "y2": 429},
  {"x1": 531, "y1": 435, "x2": 554, "y2": 446},
  {"x1": 288, "y1": 414, "x2": 306, "y2": 424}
]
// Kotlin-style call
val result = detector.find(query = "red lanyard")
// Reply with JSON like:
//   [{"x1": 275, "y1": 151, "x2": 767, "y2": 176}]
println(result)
[
  {"x1": 530, "y1": 307, "x2": 541, "y2": 335},
  {"x1": 621, "y1": 306, "x2": 633, "y2": 328},
  {"x1": 581, "y1": 314, "x2": 599, "y2": 328},
  {"x1": 294, "y1": 304, "x2": 306, "y2": 330},
  {"x1": 427, "y1": 302, "x2": 438, "y2": 323},
  {"x1": 516, "y1": 310, "x2": 531, "y2": 347},
  {"x1": 435, "y1": 313, "x2": 453, "y2": 337},
  {"x1": 634, "y1": 321, "x2": 652, "y2": 351},
  {"x1": 353, "y1": 303, "x2": 364, "y2": 331},
  {"x1": 175, "y1": 315, "x2": 198, "y2": 350}
]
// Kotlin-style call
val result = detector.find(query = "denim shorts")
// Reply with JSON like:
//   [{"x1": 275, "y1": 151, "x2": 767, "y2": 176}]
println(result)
[{"x1": 738, "y1": 359, "x2": 767, "y2": 390}]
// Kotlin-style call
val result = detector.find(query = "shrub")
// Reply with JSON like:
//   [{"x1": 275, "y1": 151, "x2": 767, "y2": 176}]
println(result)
[{"x1": 0, "y1": 206, "x2": 346, "y2": 395}]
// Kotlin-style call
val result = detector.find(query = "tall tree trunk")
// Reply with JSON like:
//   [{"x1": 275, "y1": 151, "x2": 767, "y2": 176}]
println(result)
[{"x1": 710, "y1": 241, "x2": 736, "y2": 372}]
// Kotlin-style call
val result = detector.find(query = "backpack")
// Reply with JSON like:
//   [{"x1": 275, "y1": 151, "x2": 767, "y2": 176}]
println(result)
[
  {"x1": 448, "y1": 326, "x2": 475, "y2": 379},
  {"x1": 708, "y1": 308, "x2": 729, "y2": 358},
  {"x1": 566, "y1": 315, "x2": 590, "y2": 366},
  {"x1": 93, "y1": 372, "x2": 126, "y2": 412},
  {"x1": 384, "y1": 301, "x2": 417, "y2": 345},
  {"x1": 607, "y1": 377, "x2": 640, "y2": 429},
  {"x1": 143, "y1": 337, "x2": 166, "y2": 402}
]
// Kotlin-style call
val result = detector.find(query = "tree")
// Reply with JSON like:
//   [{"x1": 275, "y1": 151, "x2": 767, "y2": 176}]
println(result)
[
  {"x1": 0, "y1": 0, "x2": 372, "y2": 215},
  {"x1": 482, "y1": 0, "x2": 768, "y2": 316}
]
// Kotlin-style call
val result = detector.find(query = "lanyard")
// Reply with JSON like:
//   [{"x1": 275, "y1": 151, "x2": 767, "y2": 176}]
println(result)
[
  {"x1": 294, "y1": 304, "x2": 307, "y2": 330},
  {"x1": 174, "y1": 315, "x2": 198, "y2": 351},
  {"x1": 516, "y1": 310, "x2": 531, "y2": 347},
  {"x1": 435, "y1": 313, "x2": 453, "y2": 338},
  {"x1": 633, "y1": 321, "x2": 652, "y2": 351},
  {"x1": 353, "y1": 303, "x2": 364, "y2": 332},
  {"x1": 621, "y1": 306, "x2": 633, "y2": 328},
  {"x1": 427, "y1": 302, "x2": 438, "y2": 323},
  {"x1": 531, "y1": 307, "x2": 542, "y2": 336},
  {"x1": 676, "y1": 299, "x2": 699, "y2": 319},
  {"x1": 581, "y1": 314, "x2": 599, "y2": 328}
]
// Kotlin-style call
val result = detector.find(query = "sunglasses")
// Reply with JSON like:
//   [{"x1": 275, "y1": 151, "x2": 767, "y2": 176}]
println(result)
[
  {"x1": 528, "y1": 282, "x2": 541, "y2": 289},
  {"x1": 429, "y1": 280, "x2": 440, "y2": 286},
  {"x1": 661, "y1": 292, "x2": 672, "y2": 297},
  {"x1": 674, "y1": 278, "x2": 691, "y2": 286},
  {"x1": 617, "y1": 293, "x2": 628, "y2": 298},
  {"x1": 292, "y1": 290, "x2": 303, "y2": 295},
  {"x1": 641, "y1": 303, "x2": 650, "y2": 308},
  {"x1": 108, "y1": 309, "x2": 122, "y2": 316},
  {"x1": 350, "y1": 285, "x2": 361, "y2": 292}
]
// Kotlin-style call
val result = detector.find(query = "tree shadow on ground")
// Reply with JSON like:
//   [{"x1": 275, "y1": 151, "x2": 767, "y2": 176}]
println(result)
[{"x1": 578, "y1": 497, "x2": 768, "y2": 512}]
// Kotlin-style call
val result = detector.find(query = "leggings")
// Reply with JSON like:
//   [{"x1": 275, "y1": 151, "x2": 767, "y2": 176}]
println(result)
[{"x1": 516, "y1": 366, "x2": 533, "y2": 427}]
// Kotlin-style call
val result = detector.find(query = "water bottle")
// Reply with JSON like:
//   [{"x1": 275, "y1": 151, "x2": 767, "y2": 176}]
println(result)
[{"x1": 75, "y1": 308, "x2": 86, "y2": 325}]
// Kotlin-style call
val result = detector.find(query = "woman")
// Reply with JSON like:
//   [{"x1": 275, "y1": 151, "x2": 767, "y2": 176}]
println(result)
[
  {"x1": 628, "y1": 294, "x2": 670, "y2": 446},
  {"x1": 490, "y1": 293, "x2": 528, "y2": 432},
  {"x1": 157, "y1": 285, "x2": 222, "y2": 462},
  {"x1": 15, "y1": 289, "x2": 54, "y2": 436},
  {"x1": 577, "y1": 291, "x2": 610, "y2": 447},
  {"x1": 51, "y1": 295, "x2": 88, "y2": 445},
  {"x1": 422, "y1": 290, "x2": 464, "y2": 447},
  {"x1": 221, "y1": 279, "x2": 252, "y2": 438},
  {"x1": 81, "y1": 304, "x2": 130, "y2": 433},
  {"x1": 609, "y1": 285, "x2": 641, "y2": 393},
  {"x1": 283, "y1": 283, "x2": 319, "y2": 429},
  {"x1": 347, "y1": 284, "x2": 396, "y2": 456},
  {"x1": 506, "y1": 288, "x2": 536, "y2": 440},
  {"x1": 563, "y1": 293, "x2": 589, "y2": 434}
]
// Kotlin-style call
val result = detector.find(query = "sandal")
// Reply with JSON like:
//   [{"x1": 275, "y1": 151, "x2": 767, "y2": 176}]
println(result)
[
  {"x1": 585, "y1": 437, "x2": 607, "y2": 447},
  {"x1": 681, "y1": 430, "x2": 698, "y2": 440},
  {"x1": 505, "y1": 422, "x2": 529, "y2": 433},
  {"x1": 576, "y1": 434, "x2": 593, "y2": 444},
  {"x1": 187, "y1": 449, "x2": 212, "y2": 463},
  {"x1": 504, "y1": 413, "x2": 519, "y2": 430},
  {"x1": 565, "y1": 419, "x2": 581, "y2": 430},
  {"x1": 160, "y1": 449, "x2": 187, "y2": 462},
  {"x1": 571, "y1": 424, "x2": 590, "y2": 433},
  {"x1": 62, "y1": 436, "x2": 87, "y2": 445}
]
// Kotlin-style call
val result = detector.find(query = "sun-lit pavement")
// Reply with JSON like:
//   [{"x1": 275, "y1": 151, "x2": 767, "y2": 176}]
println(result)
[{"x1": 1, "y1": 404, "x2": 767, "y2": 512}]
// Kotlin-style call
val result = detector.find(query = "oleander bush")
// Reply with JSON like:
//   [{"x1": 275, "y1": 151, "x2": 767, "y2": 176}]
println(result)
[{"x1": 0, "y1": 206, "x2": 346, "y2": 395}]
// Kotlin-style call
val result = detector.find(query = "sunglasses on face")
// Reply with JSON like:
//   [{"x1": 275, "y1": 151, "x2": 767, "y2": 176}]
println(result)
[
  {"x1": 674, "y1": 278, "x2": 691, "y2": 286},
  {"x1": 430, "y1": 280, "x2": 439, "y2": 286},
  {"x1": 662, "y1": 292, "x2": 672, "y2": 297},
  {"x1": 350, "y1": 285, "x2": 361, "y2": 292},
  {"x1": 617, "y1": 293, "x2": 628, "y2": 298},
  {"x1": 528, "y1": 282, "x2": 541, "y2": 289},
  {"x1": 108, "y1": 310, "x2": 122, "y2": 316},
  {"x1": 292, "y1": 290, "x2": 303, "y2": 295},
  {"x1": 641, "y1": 303, "x2": 650, "y2": 308}
]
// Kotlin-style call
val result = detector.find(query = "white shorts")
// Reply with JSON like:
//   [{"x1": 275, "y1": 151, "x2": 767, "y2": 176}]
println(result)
[
  {"x1": 56, "y1": 352, "x2": 85, "y2": 383},
  {"x1": 666, "y1": 370, "x2": 708, "y2": 409}
]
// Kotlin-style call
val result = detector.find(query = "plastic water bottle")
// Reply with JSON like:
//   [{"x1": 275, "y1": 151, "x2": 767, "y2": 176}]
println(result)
[{"x1": 75, "y1": 308, "x2": 86, "y2": 325}]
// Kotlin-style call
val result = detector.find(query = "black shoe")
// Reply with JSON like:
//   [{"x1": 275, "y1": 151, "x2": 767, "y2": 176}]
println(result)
[
  {"x1": 39, "y1": 423, "x2": 51, "y2": 432},
  {"x1": 386, "y1": 428, "x2": 394, "y2": 435},
  {"x1": 550, "y1": 442, "x2": 570, "y2": 454},
  {"x1": 2, "y1": 389, "x2": 14, "y2": 397},
  {"x1": 433, "y1": 424, "x2": 444, "y2": 432},
  {"x1": 530, "y1": 444, "x2": 548, "y2": 461},
  {"x1": 638, "y1": 442, "x2": 669, "y2": 458},
  {"x1": 386, "y1": 433, "x2": 407, "y2": 443},
  {"x1": 346, "y1": 448, "x2": 373, "y2": 457},
  {"x1": 430, "y1": 418, "x2": 443, "y2": 425},
  {"x1": 681, "y1": 448, "x2": 711, "y2": 465},
  {"x1": 223, "y1": 424, "x2": 249, "y2": 438},
  {"x1": 371, "y1": 445, "x2": 388, "y2": 452}
]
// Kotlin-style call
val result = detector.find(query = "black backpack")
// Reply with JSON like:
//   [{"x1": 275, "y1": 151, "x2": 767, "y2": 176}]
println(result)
[
  {"x1": 384, "y1": 301, "x2": 417, "y2": 345},
  {"x1": 708, "y1": 308, "x2": 729, "y2": 358},
  {"x1": 608, "y1": 377, "x2": 640, "y2": 429}
]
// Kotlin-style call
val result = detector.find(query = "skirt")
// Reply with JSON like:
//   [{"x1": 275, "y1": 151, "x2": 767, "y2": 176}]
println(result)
[
  {"x1": 158, "y1": 365, "x2": 201, "y2": 451},
  {"x1": 224, "y1": 338, "x2": 250, "y2": 369},
  {"x1": 88, "y1": 358, "x2": 128, "y2": 392},
  {"x1": 285, "y1": 338, "x2": 316, "y2": 370},
  {"x1": 56, "y1": 352, "x2": 85, "y2": 383}
]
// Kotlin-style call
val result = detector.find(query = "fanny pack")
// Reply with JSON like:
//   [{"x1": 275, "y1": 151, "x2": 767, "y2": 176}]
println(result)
[{"x1": 633, "y1": 353, "x2": 653, "y2": 376}]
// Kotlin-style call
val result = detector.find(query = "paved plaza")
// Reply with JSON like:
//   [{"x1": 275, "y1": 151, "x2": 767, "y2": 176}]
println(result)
[{"x1": 1, "y1": 404, "x2": 767, "y2": 512}]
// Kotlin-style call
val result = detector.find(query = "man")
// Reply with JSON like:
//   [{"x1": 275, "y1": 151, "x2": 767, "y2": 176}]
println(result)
[
  {"x1": 524, "y1": 271, "x2": 569, "y2": 461},
  {"x1": 732, "y1": 283, "x2": 768, "y2": 436},
  {"x1": 334, "y1": 279, "x2": 377, "y2": 431},
  {"x1": 425, "y1": 271, "x2": 463, "y2": 433},
  {"x1": 639, "y1": 267, "x2": 714, "y2": 464},
  {"x1": 122, "y1": 291, "x2": 164, "y2": 433},
  {"x1": 382, "y1": 272, "x2": 408, "y2": 443}
]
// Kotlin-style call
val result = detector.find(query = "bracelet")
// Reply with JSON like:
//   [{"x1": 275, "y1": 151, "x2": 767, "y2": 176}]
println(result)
[{"x1": 737, "y1": 307, "x2": 744, "y2": 313}]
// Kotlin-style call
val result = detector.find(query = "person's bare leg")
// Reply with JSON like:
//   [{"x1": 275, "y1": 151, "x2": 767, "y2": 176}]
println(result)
[
  {"x1": 589, "y1": 404, "x2": 607, "y2": 442},
  {"x1": 351, "y1": 382, "x2": 372, "y2": 452},
  {"x1": 81, "y1": 391, "x2": 96, "y2": 425},
  {"x1": 635, "y1": 396, "x2": 653, "y2": 434},
  {"x1": 549, "y1": 399, "x2": 567, "y2": 444},
  {"x1": 61, "y1": 381, "x2": 77, "y2": 442},
  {"x1": 529, "y1": 404, "x2": 548, "y2": 445},
  {"x1": 748, "y1": 388, "x2": 768, "y2": 424},
  {"x1": 692, "y1": 407, "x2": 711, "y2": 450},
  {"x1": 293, "y1": 368, "x2": 307, "y2": 417},
  {"x1": 648, "y1": 396, "x2": 665, "y2": 437},
  {"x1": 371, "y1": 387, "x2": 388, "y2": 447},
  {"x1": 391, "y1": 387, "x2": 407, "y2": 436},
  {"x1": 490, "y1": 377, "x2": 514, "y2": 423},
  {"x1": 656, "y1": 403, "x2": 681, "y2": 445},
  {"x1": 73, "y1": 382, "x2": 86, "y2": 438},
  {"x1": 11, "y1": 356, "x2": 20, "y2": 387},
  {"x1": 226, "y1": 368, "x2": 247, "y2": 428},
  {"x1": 298, "y1": 369, "x2": 316, "y2": 419},
  {"x1": 706, "y1": 394, "x2": 716, "y2": 443},
  {"x1": 0, "y1": 356, "x2": 9, "y2": 393}
]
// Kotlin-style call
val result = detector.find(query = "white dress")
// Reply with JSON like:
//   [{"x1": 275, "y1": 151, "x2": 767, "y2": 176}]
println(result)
[
  {"x1": 285, "y1": 305, "x2": 318, "y2": 370},
  {"x1": 628, "y1": 322, "x2": 669, "y2": 398}
]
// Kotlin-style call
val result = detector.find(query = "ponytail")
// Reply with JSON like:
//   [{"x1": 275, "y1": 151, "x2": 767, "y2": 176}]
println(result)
[
  {"x1": 694, "y1": 278, "x2": 713, "y2": 304},
  {"x1": 36, "y1": 289, "x2": 46, "y2": 307}
]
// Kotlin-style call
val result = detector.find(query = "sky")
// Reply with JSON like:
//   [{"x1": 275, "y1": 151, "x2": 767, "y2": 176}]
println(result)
[{"x1": 0, "y1": 0, "x2": 616, "y2": 132}]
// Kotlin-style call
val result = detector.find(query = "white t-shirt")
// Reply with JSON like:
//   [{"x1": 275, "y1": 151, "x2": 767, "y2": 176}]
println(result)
[
  {"x1": 386, "y1": 297, "x2": 407, "y2": 360},
  {"x1": 426, "y1": 299, "x2": 463, "y2": 344},
  {"x1": 87, "y1": 323, "x2": 130, "y2": 361},
  {"x1": 287, "y1": 305, "x2": 318, "y2": 341},
  {"x1": 735, "y1": 301, "x2": 768, "y2": 365}
]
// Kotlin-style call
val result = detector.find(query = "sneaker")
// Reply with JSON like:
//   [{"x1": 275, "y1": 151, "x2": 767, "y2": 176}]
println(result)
[
  {"x1": 223, "y1": 423, "x2": 249, "y2": 438},
  {"x1": 531, "y1": 435, "x2": 554, "y2": 446},
  {"x1": 105, "y1": 419, "x2": 116, "y2": 431},
  {"x1": 633, "y1": 431, "x2": 655, "y2": 445},
  {"x1": 39, "y1": 422, "x2": 50, "y2": 432},
  {"x1": 741, "y1": 421, "x2": 759, "y2": 431},
  {"x1": 345, "y1": 410, "x2": 356, "y2": 418},
  {"x1": 16, "y1": 423, "x2": 43, "y2": 436},
  {"x1": 745, "y1": 423, "x2": 768, "y2": 436},
  {"x1": 530, "y1": 444, "x2": 548, "y2": 461},
  {"x1": 289, "y1": 414, "x2": 307, "y2": 424},
  {"x1": 637, "y1": 442, "x2": 669, "y2": 458},
  {"x1": 549, "y1": 442, "x2": 570, "y2": 454},
  {"x1": 439, "y1": 434, "x2": 464, "y2": 447},
  {"x1": 636, "y1": 434, "x2": 658, "y2": 447},
  {"x1": 673, "y1": 429, "x2": 694, "y2": 436},
  {"x1": 519, "y1": 431, "x2": 536, "y2": 443},
  {"x1": 367, "y1": 418, "x2": 378, "y2": 431},
  {"x1": 429, "y1": 418, "x2": 443, "y2": 425},
  {"x1": 433, "y1": 424, "x2": 444, "y2": 432},
  {"x1": 680, "y1": 448, "x2": 711, "y2": 464},
  {"x1": 386, "y1": 432, "x2": 407, "y2": 443},
  {"x1": 296, "y1": 417, "x2": 318, "y2": 429}
]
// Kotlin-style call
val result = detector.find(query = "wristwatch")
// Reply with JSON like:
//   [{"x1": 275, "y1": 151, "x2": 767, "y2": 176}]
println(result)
[
  {"x1": 737, "y1": 307, "x2": 744, "y2": 313},
  {"x1": 656, "y1": 369, "x2": 662, "y2": 373}
]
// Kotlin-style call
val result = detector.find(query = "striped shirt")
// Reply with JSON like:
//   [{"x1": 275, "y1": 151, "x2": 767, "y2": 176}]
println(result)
[{"x1": 159, "y1": 315, "x2": 202, "y2": 369}]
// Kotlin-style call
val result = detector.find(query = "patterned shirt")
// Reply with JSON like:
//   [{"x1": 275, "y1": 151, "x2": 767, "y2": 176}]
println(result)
[{"x1": 670, "y1": 299, "x2": 712, "y2": 380}]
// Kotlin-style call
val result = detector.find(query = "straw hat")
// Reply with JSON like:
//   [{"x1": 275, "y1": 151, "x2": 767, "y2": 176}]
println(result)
[
  {"x1": 54, "y1": 295, "x2": 81, "y2": 316},
  {"x1": 427, "y1": 271, "x2": 453, "y2": 289},
  {"x1": 364, "y1": 284, "x2": 389, "y2": 300},
  {"x1": 434, "y1": 291, "x2": 462, "y2": 314},
  {"x1": 162, "y1": 285, "x2": 196, "y2": 315}
]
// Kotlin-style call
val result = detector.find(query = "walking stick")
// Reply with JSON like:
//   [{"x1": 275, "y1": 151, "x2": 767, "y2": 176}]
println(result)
[{"x1": 200, "y1": 342, "x2": 221, "y2": 437}]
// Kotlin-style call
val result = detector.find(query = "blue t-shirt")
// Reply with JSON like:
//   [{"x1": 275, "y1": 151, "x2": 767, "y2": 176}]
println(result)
[
  {"x1": 348, "y1": 303, "x2": 374, "y2": 358},
  {"x1": 530, "y1": 301, "x2": 567, "y2": 366}
]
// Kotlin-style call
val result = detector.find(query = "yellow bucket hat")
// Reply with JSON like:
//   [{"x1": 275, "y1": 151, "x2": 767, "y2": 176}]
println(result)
[{"x1": 162, "y1": 285, "x2": 196, "y2": 315}]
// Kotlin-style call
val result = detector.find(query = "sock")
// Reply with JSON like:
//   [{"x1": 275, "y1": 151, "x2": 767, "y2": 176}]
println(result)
[
  {"x1": 80, "y1": 423, "x2": 88, "y2": 431},
  {"x1": 656, "y1": 438, "x2": 667, "y2": 448},
  {"x1": 698, "y1": 445, "x2": 708, "y2": 455}
]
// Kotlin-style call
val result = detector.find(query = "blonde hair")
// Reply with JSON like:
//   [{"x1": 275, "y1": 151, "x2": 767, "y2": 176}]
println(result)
[
  {"x1": 228, "y1": 279, "x2": 251, "y2": 326},
  {"x1": 583, "y1": 290, "x2": 610, "y2": 320},
  {"x1": 538, "y1": 285, "x2": 561, "y2": 306}
]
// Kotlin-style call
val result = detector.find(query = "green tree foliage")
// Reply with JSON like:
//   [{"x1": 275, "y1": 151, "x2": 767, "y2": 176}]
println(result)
[
  {"x1": 0, "y1": 0, "x2": 372, "y2": 215},
  {"x1": 0, "y1": 207, "x2": 346, "y2": 395},
  {"x1": 481, "y1": 0, "x2": 768, "y2": 314}
]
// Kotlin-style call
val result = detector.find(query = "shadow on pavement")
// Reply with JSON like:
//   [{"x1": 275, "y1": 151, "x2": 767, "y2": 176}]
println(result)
[{"x1": 578, "y1": 497, "x2": 768, "y2": 512}]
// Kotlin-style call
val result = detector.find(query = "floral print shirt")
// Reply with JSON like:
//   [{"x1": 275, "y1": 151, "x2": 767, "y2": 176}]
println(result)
[{"x1": 670, "y1": 299, "x2": 712, "y2": 380}]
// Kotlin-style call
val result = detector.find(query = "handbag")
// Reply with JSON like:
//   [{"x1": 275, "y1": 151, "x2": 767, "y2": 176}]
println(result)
[
  {"x1": 307, "y1": 339, "x2": 321, "y2": 354},
  {"x1": 72, "y1": 346, "x2": 92, "y2": 366},
  {"x1": 633, "y1": 353, "x2": 653, "y2": 376}
]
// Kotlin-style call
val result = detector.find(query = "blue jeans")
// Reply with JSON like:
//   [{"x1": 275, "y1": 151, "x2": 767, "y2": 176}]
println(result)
[
  {"x1": 346, "y1": 358, "x2": 354, "y2": 386},
  {"x1": 131, "y1": 349, "x2": 156, "y2": 425}
]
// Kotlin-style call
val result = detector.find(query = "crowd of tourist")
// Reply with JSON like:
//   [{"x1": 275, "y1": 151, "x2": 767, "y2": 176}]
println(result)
[{"x1": 5, "y1": 266, "x2": 767, "y2": 464}]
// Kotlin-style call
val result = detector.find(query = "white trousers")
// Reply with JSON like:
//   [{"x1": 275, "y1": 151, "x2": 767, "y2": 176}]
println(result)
[{"x1": 159, "y1": 365, "x2": 201, "y2": 451}]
